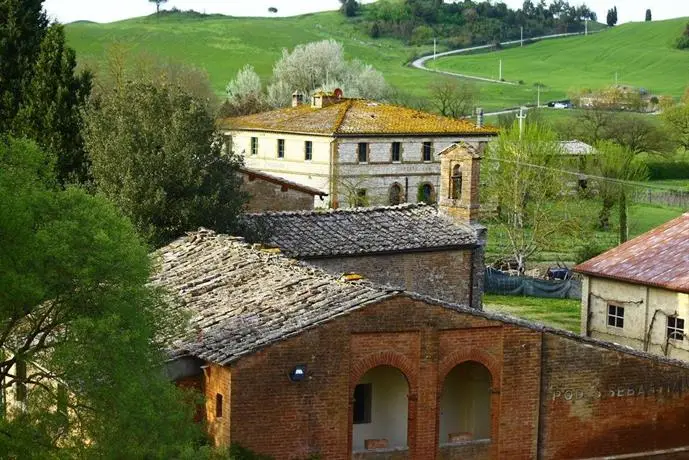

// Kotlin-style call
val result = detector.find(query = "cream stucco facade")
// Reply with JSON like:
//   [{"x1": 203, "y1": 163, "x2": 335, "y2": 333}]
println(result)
[
  {"x1": 226, "y1": 129, "x2": 491, "y2": 208},
  {"x1": 581, "y1": 275, "x2": 689, "y2": 361}
]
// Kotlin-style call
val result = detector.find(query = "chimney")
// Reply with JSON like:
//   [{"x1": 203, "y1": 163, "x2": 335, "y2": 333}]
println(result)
[
  {"x1": 292, "y1": 91, "x2": 304, "y2": 108},
  {"x1": 476, "y1": 107, "x2": 484, "y2": 129},
  {"x1": 311, "y1": 89, "x2": 343, "y2": 109}
]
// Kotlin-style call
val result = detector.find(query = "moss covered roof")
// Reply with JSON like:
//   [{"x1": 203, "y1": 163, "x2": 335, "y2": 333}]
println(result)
[{"x1": 220, "y1": 99, "x2": 498, "y2": 137}]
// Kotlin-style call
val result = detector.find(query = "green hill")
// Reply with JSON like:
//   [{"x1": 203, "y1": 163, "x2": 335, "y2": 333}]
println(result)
[{"x1": 428, "y1": 18, "x2": 689, "y2": 101}]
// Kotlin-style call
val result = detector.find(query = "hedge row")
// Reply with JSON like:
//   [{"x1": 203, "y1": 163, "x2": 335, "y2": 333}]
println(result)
[{"x1": 644, "y1": 160, "x2": 689, "y2": 180}]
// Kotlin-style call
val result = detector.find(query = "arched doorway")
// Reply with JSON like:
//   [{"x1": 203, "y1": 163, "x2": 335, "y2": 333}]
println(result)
[
  {"x1": 352, "y1": 365, "x2": 409, "y2": 452},
  {"x1": 389, "y1": 183, "x2": 403, "y2": 205},
  {"x1": 439, "y1": 361, "x2": 492, "y2": 444},
  {"x1": 419, "y1": 183, "x2": 435, "y2": 204}
]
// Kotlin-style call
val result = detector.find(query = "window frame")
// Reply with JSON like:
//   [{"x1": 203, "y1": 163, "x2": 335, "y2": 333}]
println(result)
[
  {"x1": 422, "y1": 141, "x2": 433, "y2": 162},
  {"x1": 250, "y1": 137, "x2": 258, "y2": 156},
  {"x1": 391, "y1": 142, "x2": 402, "y2": 163},
  {"x1": 304, "y1": 140, "x2": 313, "y2": 161},
  {"x1": 668, "y1": 316, "x2": 685, "y2": 341},
  {"x1": 277, "y1": 139, "x2": 285, "y2": 159},
  {"x1": 607, "y1": 304, "x2": 625, "y2": 329},
  {"x1": 353, "y1": 383, "x2": 372, "y2": 424},
  {"x1": 215, "y1": 393, "x2": 223, "y2": 418},
  {"x1": 357, "y1": 142, "x2": 369, "y2": 164}
]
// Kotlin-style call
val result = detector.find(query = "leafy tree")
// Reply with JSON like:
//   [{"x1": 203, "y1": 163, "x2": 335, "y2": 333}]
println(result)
[
  {"x1": 676, "y1": 22, "x2": 689, "y2": 50},
  {"x1": 225, "y1": 64, "x2": 267, "y2": 116},
  {"x1": 645, "y1": 9, "x2": 652, "y2": 21},
  {"x1": 662, "y1": 103, "x2": 689, "y2": 151},
  {"x1": 340, "y1": 0, "x2": 359, "y2": 17},
  {"x1": 84, "y1": 78, "x2": 246, "y2": 247},
  {"x1": 429, "y1": 78, "x2": 478, "y2": 118},
  {"x1": 589, "y1": 141, "x2": 648, "y2": 242},
  {"x1": 13, "y1": 24, "x2": 92, "y2": 185},
  {"x1": 0, "y1": 136, "x2": 203, "y2": 457},
  {"x1": 606, "y1": 7, "x2": 618, "y2": 26},
  {"x1": 483, "y1": 122, "x2": 574, "y2": 274},
  {"x1": 149, "y1": 0, "x2": 168, "y2": 14}
]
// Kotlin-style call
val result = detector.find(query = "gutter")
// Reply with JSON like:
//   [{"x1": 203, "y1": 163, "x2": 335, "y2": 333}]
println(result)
[{"x1": 296, "y1": 243, "x2": 480, "y2": 260}]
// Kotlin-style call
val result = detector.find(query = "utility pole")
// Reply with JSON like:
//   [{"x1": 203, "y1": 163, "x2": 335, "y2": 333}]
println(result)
[
  {"x1": 585, "y1": 18, "x2": 588, "y2": 36},
  {"x1": 615, "y1": 71, "x2": 618, "y2": 86},
  {"x1": 537, "y1": 85, "x2": 541, "y2": 107},
  {"x1": 499, "y1": 59, "x2": 503, "y2": 80},
  {"x1": 433, "y1": 38, "x2": 437, "y2": 61},
  {"x1": 517, "y1": 106, "x2": 527, "y2": 140},
  {"x1": 521, "y1": 26, "x2": 524, "y2": 46}
]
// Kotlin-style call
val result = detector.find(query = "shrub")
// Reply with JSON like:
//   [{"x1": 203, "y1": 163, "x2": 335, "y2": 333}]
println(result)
[
  {"x1": 575, "y1": 241, "x2": 607, "y2": 264},
  {"x1": 676, "y1": 22, "x2": 689, "y2": 49},
  {"x1": 644, "y1": 160, "x2": 689, "y2": 180}
]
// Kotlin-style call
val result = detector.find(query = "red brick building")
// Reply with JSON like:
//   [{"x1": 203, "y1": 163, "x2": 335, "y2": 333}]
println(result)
[
  {"x1": 155, "y1": 230, "x2": 689, "y2": 460},
  {"x1": 239, "y1": 166, "x2": 327, "y2": 212}
]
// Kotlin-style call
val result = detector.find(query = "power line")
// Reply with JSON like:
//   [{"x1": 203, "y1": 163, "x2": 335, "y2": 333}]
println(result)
[{"x1": 484, "y1": 157, "x2": 687, "y2": 192}]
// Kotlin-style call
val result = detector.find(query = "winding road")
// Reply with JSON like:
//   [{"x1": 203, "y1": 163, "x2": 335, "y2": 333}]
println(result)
[{"x1": 411, "y1": 31, "x2": 598, "y2": 114}]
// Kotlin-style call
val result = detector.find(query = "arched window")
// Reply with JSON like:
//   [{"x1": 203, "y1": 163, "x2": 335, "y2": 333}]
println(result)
[
  {"x1": 419, "y1": 183, "x2": 435, "y2": 204},
  {"x1": 352, "y1": 366, "x2": 409, "y2": 452},
  {"x1": 389, "y1": 183, "x2": 403, "y2": 205},
  {"x1": 451, "y1": 165, "x2": 462, "y2": 200},
  {"x1": 439, "y1": 361, "x2": 492, "y2": 444}
]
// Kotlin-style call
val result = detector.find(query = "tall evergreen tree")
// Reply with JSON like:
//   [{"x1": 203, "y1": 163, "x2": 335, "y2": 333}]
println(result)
[
  {"x1": 13, "y1": 25, "x2": 92, "y2": 185},
  {"x1": 0, "y1": 0, "x2": 49, "y2": 133},
  {"x1": 645, "y1": 9, "x2": 652, "y2": 21}
]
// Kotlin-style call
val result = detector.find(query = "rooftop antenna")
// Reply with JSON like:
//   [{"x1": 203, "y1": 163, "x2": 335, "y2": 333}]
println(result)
[{"x1": 517, "y1": 106, "x2": 527, "y2": 140}]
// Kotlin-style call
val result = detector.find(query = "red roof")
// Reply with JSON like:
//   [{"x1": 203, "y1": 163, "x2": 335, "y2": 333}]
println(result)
[{"x1": 574, "y1": 213, "x2": 689, "y2": 293}]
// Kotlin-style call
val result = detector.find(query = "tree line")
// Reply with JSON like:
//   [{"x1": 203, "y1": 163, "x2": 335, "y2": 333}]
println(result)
[{"x1": 344, "y1": 0, "x2": 597, "y2": 46}]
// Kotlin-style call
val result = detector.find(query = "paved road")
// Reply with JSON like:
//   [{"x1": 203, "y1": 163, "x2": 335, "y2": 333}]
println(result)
[{"x1": 411, "y1": 31, "x2": 593, "y2": 85}]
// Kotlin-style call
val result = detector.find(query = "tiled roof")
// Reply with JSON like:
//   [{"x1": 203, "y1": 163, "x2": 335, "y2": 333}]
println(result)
[
  {"x1": 220, "y1": 99, "x2": 498, "y2": 136},
  {"x1": 241, "y1": 203, "x2": 478, "y2": 258},
  {"x1": 239, "y1": 166, "x2": 327, "y2": 196},
  {"x1": 150, "y1": 229, "x2": 397, "y2": 365},
  {"x1": 574, "y1": 213, "x2": 689, "y2": 293}
]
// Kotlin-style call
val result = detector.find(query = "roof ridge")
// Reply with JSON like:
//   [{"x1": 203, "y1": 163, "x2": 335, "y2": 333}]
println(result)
[
  {"x1": 333, "y1": 98, "x2": 355, "y2": 134},
  {"x1": 244, "y1": 202, "x2": 428, "y2": 218}
]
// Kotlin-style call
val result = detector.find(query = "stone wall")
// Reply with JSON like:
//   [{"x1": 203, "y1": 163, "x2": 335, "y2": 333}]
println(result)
[
  {"x1": 241, "y1": 173, "x2": 320, "y2": 212},
  {"x1": 305, "y1": 249, "x2": 476, "y2": 307},
  {"x1": 206, "y1": 296, "x2": 689, "y2": 459}
]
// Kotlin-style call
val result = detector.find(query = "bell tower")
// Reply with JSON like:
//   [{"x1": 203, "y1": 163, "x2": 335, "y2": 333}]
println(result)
[{"x1": 438, "y1": 142, "x2": 483, "y2": 223}]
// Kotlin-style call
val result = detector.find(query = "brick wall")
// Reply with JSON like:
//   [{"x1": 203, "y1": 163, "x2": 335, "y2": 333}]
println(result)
[
  {"x1": 204, "y1": 363, "x2": 231, "y2": 446},
  {"x1": 242, "y1": 174, "x2": 318, "y2": 212},
  {"x1": 305, "y1": 249, "x2": 476, "y2": 307},
  {"x1": 200, "y1": 296, "x2": 689, "y2": 459}
]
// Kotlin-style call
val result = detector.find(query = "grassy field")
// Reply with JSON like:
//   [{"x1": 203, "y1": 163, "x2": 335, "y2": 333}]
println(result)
[
  {"x1": 483, "y1": 200, "x2": 684, "y2": 264},
  {"x1": 62, "y1": 11, "x2": 607, "y2": 111},
  {"x1": 483, "y1": 294, "x2": 580, "y2": 332},
  {"x1": 429, "y1": 18, "x2": 689, "y2": 101}
]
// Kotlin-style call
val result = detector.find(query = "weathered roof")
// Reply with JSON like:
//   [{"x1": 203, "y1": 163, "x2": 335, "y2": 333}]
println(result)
[
  {"x1": 574, "y1": 213, "x2": 689, "y2": 293},
  {"x1": 241, "y1": 203, "x2": 479, "y2": 258},
  {"x1": 220, "y1": 99, "x2": 498, "y2": 137},
  {"x1": 559, "y1": 140, "x2": 595, "y2": 156},
  {"x1": 239, "y1": 166, "x2": 327, "y2": 197},
  {"x1": 150, "y1": 229, "x2": 397, "y2": 365}
]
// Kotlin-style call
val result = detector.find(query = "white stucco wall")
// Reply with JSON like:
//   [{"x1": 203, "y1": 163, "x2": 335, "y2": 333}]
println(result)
[
  {"x1": 352, "y1": 365, "x2": 409, "y2": 451},
  {"x1": 582, "y1": 275, "x2": 689, "y2": 361}
]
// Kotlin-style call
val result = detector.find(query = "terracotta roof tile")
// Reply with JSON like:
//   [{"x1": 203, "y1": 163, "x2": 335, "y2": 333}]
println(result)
[
  {"x1": 574, "y1": 213, "x2": 689, "y2": 293},
  {"x1": 220, "y1": 99, "x2": 498, "y2": 136},
  {"x1": 241, "y1": 203, "x2": 478, "y2": 258}
]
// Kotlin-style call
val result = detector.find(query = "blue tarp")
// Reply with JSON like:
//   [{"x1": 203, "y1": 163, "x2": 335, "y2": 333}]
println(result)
[{"x1": 485, "y1": 268, "x2": 581, "y2": 300}]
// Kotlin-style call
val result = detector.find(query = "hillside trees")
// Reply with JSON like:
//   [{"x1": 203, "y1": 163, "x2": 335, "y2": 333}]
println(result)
[
  {"x1": 0, "y1": 137, "x2": 202, "y2": 457},
  {"x1": 340, "y1": 0, "x2": 359, "y2": 17},
  {"x1": 483, "y1": 122, "x2": 573, "y2": 274},
  {"x1": 149, "y1": 0, "x2": 168, "y2": 14},
  {"x1": 85, "y1": 72, "x2": 246, "y2": 247},
  {"x1": 429, "y1": 78, "x2": 478, "y2": 118},
  {"x1": 606, "y1": 6, "x2": 618, "y2": 26},
  {"x1": 676, "y1": 22, "x2": 689, "y2": 49},
  {"x1": 662, "y1": 103, "x2": 689, "y2": 151},
  {"x1": 224, "y1": 64, "x2": 267, "y2": 116},
  {"x1": 0, "y1": 0, "x2": 91, "y2": 185},
  {"x1": 645, "y1": 9, "x2": 652, "y2": 21}
]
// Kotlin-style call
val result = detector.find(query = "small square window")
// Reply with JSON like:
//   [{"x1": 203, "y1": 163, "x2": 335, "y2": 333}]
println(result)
[
  {"x1": 353, "y1": 383, "x2": 372, "y2": 424},
  {"x1": 250, "y1": 137, "x2": 258, "y2": 155},
  {"x1": 422, "y1": 142, "x2": 432, "y2": 162},
  {"x1": 277, "y1": 139, "x2": 285, "y2": 158},
  {"x1": 607, "y1": 304, "x2": 624, "y2": 328},
  {"x1": 391, "y1": 142, "x2": 402, "y2": 162},
  {"x1": 305, "y1": 141, "x2": 313, "y2": 161},
  {"x1": 668, "y1": 316, "x2": 685, "y2": 341},
  {"x1": 215, "y1": 393, "x2": 223, "y2": 418},
  {"x1": 358, "y1": 143, "x2": 369, "y2": 163}
]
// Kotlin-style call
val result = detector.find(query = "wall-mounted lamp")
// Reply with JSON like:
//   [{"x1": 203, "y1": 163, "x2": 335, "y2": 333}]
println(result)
[{"x1": 289, "y1": 365, "x2": 307, "y2": 382}]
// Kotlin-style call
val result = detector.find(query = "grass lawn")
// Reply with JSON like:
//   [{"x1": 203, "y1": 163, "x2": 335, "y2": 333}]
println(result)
[
  {"x1": 429, "y1": 18, "x2": 689, "y2": 101},
  {"x1": 64, "y1": 11, "x2": 677, "y2": 112},
  {"x1": 483, "y1": 200, "x2": 684, "y2": 263},
  {"x1": 483, "y1": 294, "x2": 581, "y2": 332}
]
